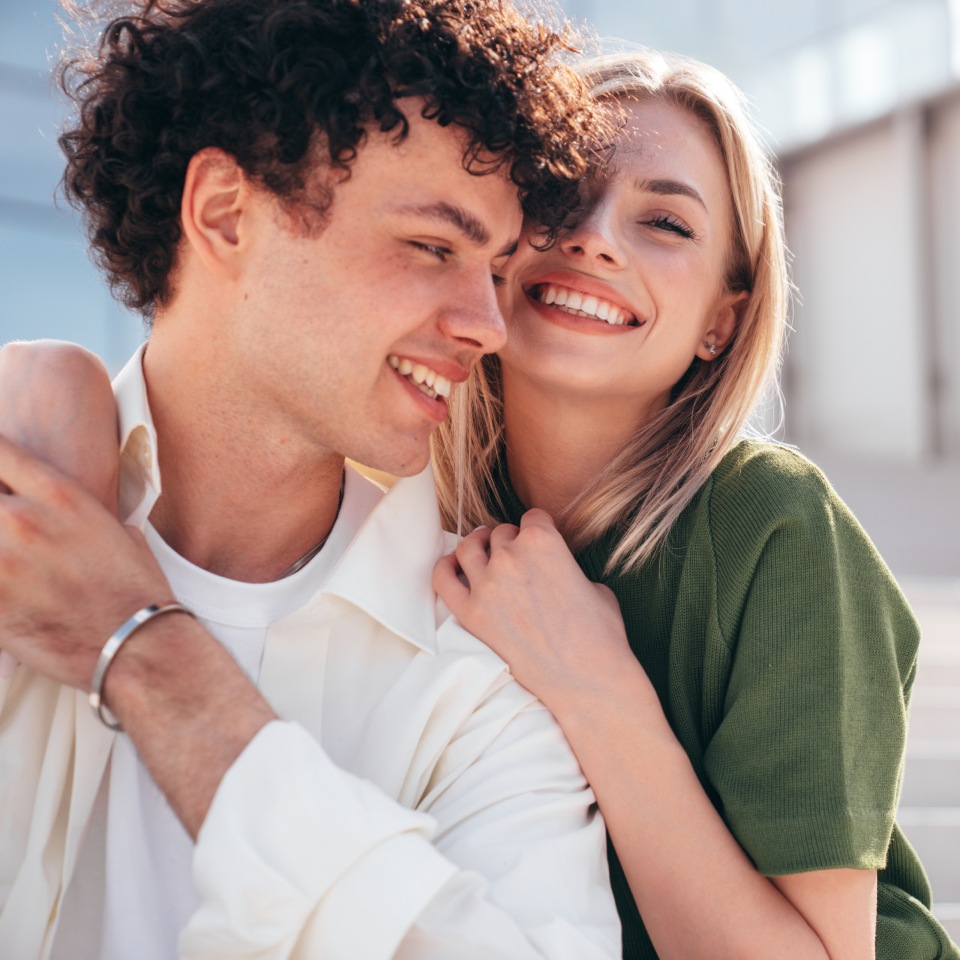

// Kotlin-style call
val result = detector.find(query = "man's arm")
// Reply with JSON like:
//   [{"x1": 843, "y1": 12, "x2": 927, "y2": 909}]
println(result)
[
  {"x1": 0, "y1": 427, "x2": 274, "y2": 834},
  {"x1": 0, "y1": 341, "x2": 267, "y2": 831},
  {"x1": 0, "y1": 437, "x2": 619, "y2": 957}
]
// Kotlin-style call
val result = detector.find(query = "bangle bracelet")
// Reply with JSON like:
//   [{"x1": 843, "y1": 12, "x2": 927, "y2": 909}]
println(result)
[{"x1": 89, "y1": 602, "x2": 196, "y2": 730}]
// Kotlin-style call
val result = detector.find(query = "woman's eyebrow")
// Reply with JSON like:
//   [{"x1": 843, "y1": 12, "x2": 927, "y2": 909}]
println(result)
[{"x1": 632, "y1": 177, "x2": 707, "y2": 210}]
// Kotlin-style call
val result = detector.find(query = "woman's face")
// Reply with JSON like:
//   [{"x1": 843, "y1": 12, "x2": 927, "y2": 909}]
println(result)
[{"x1": 497, "y1": 96, "x2": 743, "y2": 421}]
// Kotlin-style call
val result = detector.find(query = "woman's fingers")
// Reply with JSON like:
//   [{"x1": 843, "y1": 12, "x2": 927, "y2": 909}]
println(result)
[
  {"x1": 453, "y1": 524, "x2": 493, "y2": 582},
  {"x1": 435, "y1": 521, "x2": 522, "y2": 613},
  {"x1": 433, "y1": 553, "x2": 468, "y2": 608},
  {"x1": 487, "y1": 522, "x2": 521, "y2": 553},
  {"x1": 518, "y1": 507, "x2": 558, "y2": 531}
]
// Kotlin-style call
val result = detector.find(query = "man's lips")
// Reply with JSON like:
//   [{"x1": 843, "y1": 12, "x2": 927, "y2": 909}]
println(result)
[{"x1": 387, "y1": 354, "x2": 464, "y2": 400}]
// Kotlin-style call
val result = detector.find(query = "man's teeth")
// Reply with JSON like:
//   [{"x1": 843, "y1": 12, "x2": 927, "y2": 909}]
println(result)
[
  {"x1": 387, "y1": 355, "x2": 452, "y2": 399},
  {"x1": 539, "y1": 284, "x2": 636, "y2": 326}
]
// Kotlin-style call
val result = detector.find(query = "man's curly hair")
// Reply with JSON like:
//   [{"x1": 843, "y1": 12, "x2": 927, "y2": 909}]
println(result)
[{"x1": 57, "y1": 0, "x2": 597, "y2": 319}]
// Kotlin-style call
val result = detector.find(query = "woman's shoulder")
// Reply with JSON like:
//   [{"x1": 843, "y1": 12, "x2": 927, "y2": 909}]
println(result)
[
  {"x1": 706, "y1": 437, "x2": 843, "y2": 539},
  {"x1": 702, "y1": 438, "x2": 917, "y2": 649},
  {"x1": 714, "y1": 437, "x2": 832, "y2": 493}
]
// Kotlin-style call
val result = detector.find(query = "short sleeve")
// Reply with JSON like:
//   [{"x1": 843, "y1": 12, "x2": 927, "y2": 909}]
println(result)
[{"x1": 702, "y1": 445, "x2": 921, "y2": 876}]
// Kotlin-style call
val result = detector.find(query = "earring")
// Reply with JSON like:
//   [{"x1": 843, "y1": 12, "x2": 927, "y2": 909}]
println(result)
[{"x1": 705, "y1": 341, "x2": 717, "y2": 356}]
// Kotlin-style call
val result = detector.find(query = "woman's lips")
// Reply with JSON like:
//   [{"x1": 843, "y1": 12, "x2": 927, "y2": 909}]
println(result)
[{"x1": 528, "y1": 281, "x2": 640, "y2": 327}]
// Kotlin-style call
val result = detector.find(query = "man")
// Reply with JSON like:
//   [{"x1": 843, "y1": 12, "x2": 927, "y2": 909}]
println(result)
[{"x1": 0, "y1": 1, "x2": 619, "y2": 957}]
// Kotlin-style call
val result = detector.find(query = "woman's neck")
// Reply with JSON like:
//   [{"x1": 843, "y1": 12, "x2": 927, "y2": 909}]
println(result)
[{"x1": 501, "y1": 366, "x2": 649, "y2": 521}]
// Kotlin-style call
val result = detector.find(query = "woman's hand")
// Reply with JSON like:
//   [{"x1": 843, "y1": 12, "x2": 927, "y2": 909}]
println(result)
[{"x1": 433, "y1": 507, "x2": 637, "y2": 714}]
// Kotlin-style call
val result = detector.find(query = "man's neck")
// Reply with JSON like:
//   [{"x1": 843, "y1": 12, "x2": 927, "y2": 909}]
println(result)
[{"x1": 142, "y1": 332, "x2": 346, "y2": 584}]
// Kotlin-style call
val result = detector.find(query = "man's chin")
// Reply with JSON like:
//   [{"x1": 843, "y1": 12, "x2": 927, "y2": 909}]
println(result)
[
  {"x1": 346, "y1": 448, "x2": 431, "y2": 487},
  {"x1": 346, "y1": 461, "x2": 399, "y2": 489}
]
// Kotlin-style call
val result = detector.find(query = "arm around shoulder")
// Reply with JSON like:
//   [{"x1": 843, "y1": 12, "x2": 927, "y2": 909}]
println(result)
[{"x1": 0, "y1": 339, "x2": 120, "y2": 513}]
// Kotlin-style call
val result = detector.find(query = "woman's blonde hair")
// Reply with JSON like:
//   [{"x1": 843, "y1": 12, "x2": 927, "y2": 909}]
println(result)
[{"x1": 431, "y1": 48, "x2": 790, "y2": 573}]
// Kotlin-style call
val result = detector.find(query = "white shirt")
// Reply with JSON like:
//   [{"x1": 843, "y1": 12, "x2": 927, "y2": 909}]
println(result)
[{"x1": 4, "y1": 345, "x2": 620, "y2": 960}]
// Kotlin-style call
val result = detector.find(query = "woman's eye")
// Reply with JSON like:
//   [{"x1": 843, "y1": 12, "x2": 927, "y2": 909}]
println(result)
[
  {"x1": 410, "y1": 241, "x2": 452, "y2": 262},
  {"x1": 645, "y1": 215, "x2": 695, "y2": 239},
  {"x1": 492, "y1": 274, "x2": 507, "y2": 288}
]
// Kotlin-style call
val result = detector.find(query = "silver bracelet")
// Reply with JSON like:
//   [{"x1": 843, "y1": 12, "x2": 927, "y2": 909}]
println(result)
[{"x1": 89, "y1": 602, "x2": 196, "y2": 730}]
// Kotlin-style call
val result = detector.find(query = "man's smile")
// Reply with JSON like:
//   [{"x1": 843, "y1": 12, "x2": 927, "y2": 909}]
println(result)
[{"x1": 387, "y1": 354, "x2": 454, "y2": 400}]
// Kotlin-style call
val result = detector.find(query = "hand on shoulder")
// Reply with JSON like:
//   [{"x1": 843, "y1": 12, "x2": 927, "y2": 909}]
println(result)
[{"x1": 434, "y1": 508, "x2": 635, "y2": 714}]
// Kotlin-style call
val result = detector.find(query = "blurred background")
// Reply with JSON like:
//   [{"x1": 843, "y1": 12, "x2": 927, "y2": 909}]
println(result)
[{"x1": 1, "y1": 0, "x2": 958, "y2": 939}]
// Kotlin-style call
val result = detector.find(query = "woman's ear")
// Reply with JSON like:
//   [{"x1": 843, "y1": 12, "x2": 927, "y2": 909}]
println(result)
[
  {"x1": 697, "y1": 290, "x2": 748, "y2": 361},
  {"x1": 179, "y1": 148, "x2": 248, "y2": 279}
]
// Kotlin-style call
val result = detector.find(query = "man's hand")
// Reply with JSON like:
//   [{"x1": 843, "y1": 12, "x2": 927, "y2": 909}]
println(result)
[{"x1": 0, "y1": 432, "x2": 170, "y2": 692}]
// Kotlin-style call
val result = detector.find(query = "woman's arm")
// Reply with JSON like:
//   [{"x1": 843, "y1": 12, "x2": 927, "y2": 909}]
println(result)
[
  {"x1": 0, "y1": 340, "x2": 122, "y2": 676},
  {"x1": 0, "y1": 340, "x2": 120, "y2": 513},
  {"x1": 435, "y1": 508, "x2": 877, "y2": 960}
]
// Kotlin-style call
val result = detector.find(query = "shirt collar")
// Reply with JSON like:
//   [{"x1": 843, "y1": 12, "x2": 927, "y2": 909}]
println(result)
[
  {"x1": 320, "y1": 465, "x2": 444, "y2": 656},
  {"x1": 111, "y1": 344, "x2": 442, "y2": 655},
  {"x1": 113, "y1": 342, "x2": 161, "y2": 528}
]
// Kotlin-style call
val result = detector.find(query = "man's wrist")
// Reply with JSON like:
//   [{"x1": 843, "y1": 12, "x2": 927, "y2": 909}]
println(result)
[
  {"x1": 90, "y1": 602, "x2": 197, "y2": 729},
  {"x1": 100, "y1": 610, "x2": 277, "y2": 837}
]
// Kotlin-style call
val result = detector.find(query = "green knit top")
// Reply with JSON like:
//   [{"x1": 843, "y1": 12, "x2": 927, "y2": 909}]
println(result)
[{"x1": 493, "y1": 438, "x2": 959, "y2": 960}]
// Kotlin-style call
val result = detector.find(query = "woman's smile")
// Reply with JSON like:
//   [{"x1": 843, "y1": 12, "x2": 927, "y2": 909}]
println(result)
[{"x1": 523, "y1": 270, "x2": 644, "y2": 335}]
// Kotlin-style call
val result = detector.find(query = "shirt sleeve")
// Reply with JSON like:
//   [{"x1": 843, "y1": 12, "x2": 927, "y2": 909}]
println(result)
[
  {"x1": 701, "y1": 446, "x2": 921, "y2": 876},
  {"x1": 180, "y1": 698, "x2": 620, "y2": 958}
]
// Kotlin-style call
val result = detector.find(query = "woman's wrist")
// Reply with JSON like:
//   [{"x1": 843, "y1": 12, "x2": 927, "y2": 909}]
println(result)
[{"x1": 548, "y1": 651, "x2": 676, "y2": 754}]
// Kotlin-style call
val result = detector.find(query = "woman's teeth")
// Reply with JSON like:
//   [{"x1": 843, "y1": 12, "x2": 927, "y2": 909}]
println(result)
[
  {"x1": 387, "y1": 355, "x2": 452, "y2": 399},
  {"x1": 538, "y1": 284, "x2": 637, "y2": 326}
]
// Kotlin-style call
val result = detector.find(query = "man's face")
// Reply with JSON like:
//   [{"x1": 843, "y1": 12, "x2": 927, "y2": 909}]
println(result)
[{"x1": 227, "y1": 104, "x2": 522, "y2": 476}]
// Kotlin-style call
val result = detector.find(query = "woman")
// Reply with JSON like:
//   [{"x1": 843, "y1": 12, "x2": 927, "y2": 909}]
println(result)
[
  {"x1": 430, "y1": 51, "x2": 958, "y2": 959},
  {"x1": 2, "y1": 47, "x2": 955, "y2": 960}
]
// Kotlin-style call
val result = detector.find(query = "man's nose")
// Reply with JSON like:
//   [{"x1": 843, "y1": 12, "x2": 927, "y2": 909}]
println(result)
[{"x1": 440, "y1": 272, "x2": 508, "y2": 355}]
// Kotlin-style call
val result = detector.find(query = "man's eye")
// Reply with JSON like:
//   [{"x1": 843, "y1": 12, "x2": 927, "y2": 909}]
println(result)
[{"x1": 410, "y1": 241, "x2": 451, "y2": 262}]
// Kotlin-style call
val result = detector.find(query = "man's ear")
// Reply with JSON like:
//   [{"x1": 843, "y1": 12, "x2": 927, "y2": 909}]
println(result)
[
  {"x1": 179, "y1": 148, "x2": 248, "y2": 279},
  {"x1": 697, "y1": 289, "x2": 748, "y2": 361}
]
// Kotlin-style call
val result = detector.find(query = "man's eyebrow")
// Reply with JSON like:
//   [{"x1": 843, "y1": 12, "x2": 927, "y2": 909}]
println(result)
[
  {"x1": 633, "y1": 177, "x2": 707, "y2": 210},
  {"x1": 390, "y1": 201, "x2": 491, "y2": 246}
]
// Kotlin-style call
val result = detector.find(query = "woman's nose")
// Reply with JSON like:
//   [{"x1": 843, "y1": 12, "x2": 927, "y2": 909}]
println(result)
[{"x1": 558, "y1": 204, "x2": 626, "y2": 268}]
